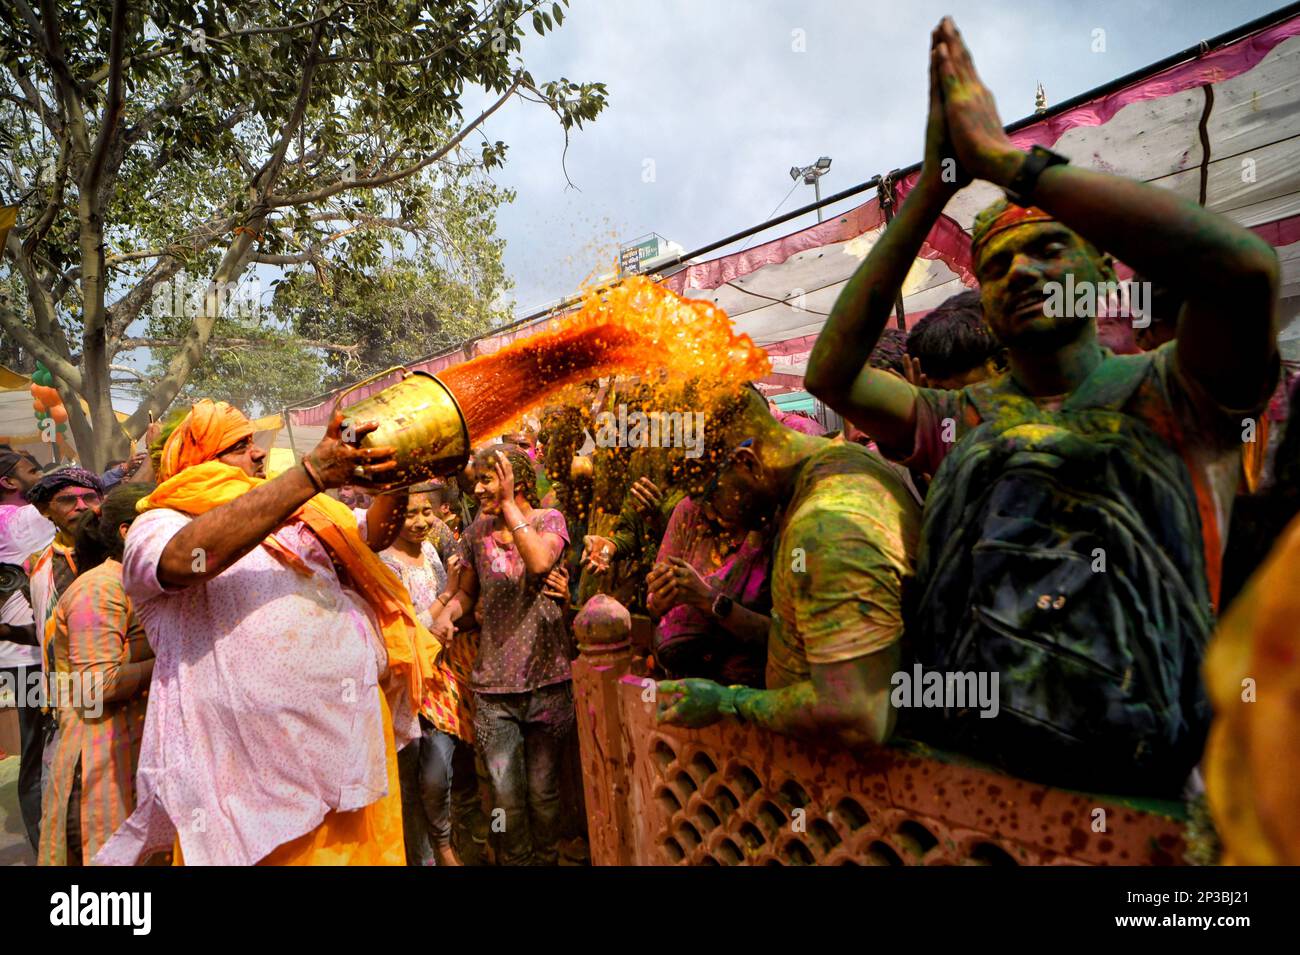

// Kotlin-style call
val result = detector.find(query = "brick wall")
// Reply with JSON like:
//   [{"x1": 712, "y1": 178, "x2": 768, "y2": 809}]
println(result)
[{"x1": 572, "y1": 605, "x2": 1189, "y2": 866}]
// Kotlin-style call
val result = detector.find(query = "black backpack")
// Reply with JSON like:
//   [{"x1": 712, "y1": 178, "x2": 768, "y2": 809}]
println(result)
[{"x1": 906, "y1": 353, "x2": 1214, "y2": 795}]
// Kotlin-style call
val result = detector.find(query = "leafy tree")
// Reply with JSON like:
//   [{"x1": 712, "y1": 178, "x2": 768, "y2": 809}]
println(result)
[
  {"x1": 0, "y1": 0, "x2": 604, "y2": 467},
  {"x1": 137, "y1": 159, "x2": 515, "y2": 415},
  {"x1": 0, "y1": 271, "x2": 29, "y2": 371},
  {"x1": 131, "y1": 306, "x2": 328, "y2": 416},
  {"x1": 283, "y1": 258, "x2": 511, "y2": 389}
]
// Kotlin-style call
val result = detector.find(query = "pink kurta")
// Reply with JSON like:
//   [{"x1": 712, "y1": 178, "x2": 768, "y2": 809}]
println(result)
[
  {"x1": 96, "y1": 508, "x2": 393, "y2": 866},
  {"x1": 38, "y1": 559, "x2": 153, "y2": 866}
]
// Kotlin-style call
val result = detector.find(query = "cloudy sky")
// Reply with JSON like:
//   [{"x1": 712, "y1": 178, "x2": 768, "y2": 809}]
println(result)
[{"x1": 476, "y1": 0, "x2": 1283, "y2": 315}]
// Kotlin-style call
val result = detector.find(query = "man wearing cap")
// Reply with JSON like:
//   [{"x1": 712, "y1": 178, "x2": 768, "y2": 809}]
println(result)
[
  {"x1": 24, "y1": 468, "x2": 105, "y2": 668},
  {"x1": 97, "y1": 399, "x2": 440, "y2": 865},
  {"x1": 15, "y1": 465, "x2": 105, "y2": 853},
  {"x1": 0, "y1": 447, "x2": 56, "y2": 850}
]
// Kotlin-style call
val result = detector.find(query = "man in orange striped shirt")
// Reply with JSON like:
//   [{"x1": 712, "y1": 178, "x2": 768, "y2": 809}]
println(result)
[{"x1": 38, "y1": 484, "x2": 154, "y2": 865}]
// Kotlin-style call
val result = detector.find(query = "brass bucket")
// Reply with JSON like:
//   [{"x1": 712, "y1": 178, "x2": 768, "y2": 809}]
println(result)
[{"x1": 335, "y1": 366, "x2": 471, "y2": 490}]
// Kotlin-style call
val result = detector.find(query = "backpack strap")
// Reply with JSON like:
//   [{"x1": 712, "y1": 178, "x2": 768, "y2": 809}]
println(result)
[
  {"x1": 965, "y1": 372, "x2": 1036, "y2": 422},
  {"x1": 967, "y1": 350, "x2": 1155, "y2": 420},
  {"x1": 1061, "y1": 351, "x2": 1155, "y2": 412}
]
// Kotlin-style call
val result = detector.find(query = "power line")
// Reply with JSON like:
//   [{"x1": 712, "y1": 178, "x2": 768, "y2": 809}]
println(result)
[{"x1": 737, "y1": 179, "x2": 801, "y2": 254}]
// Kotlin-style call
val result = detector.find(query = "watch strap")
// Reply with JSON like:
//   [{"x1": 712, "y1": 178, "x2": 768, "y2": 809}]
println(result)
[
  {"x1": 1005, "y1": 145, "x2": 1069, "y2": 207},
  {"x1": 711, "y1": 591, "x2": 734, "y2": 620}
]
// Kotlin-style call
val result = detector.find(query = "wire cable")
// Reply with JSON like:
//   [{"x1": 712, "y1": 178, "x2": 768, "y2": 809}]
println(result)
[{"x1": 737, "y1": 179, "x2": 802, "y2": 254}]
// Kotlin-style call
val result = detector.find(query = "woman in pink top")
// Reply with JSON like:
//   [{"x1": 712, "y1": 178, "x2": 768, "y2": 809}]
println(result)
[
  {"x1": 438, "y1": 444, "x2": 572, "y2": 866},
  {"x1": 646, "y1": 495, "x2": 772, "y2": 686}
]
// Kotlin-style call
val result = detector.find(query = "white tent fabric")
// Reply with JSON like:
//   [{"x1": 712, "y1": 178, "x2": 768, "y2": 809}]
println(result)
[
  {"x1": 0, "y1": 385, "x2": 58, "y2": 462},
  {"x1": 667, "y1": 24, "x2": 1300, "y2": 383}
]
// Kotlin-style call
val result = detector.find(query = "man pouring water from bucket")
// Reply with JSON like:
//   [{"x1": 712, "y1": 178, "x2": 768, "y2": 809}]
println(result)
[{"x1": 97, "y1": 394, "x2": 455, "y2": 865}]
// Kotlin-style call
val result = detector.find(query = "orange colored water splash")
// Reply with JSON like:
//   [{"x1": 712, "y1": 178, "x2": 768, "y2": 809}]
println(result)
[{"x1": 440, "y1": 276, "x2": 771, "y2": 443}]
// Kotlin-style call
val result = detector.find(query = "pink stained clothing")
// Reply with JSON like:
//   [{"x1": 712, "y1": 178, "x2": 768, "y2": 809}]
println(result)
[
  {"x1": 1, "y1": 504, "x2": 56, "y2": 668},
  {"x1": 463, "y1": 507, "x2": 571, "y2": 694},
  {"x1": 652, "y1": 497, "x2": 771, "y2": 653},
  {"x1": 0, "y1": 503, "x2": 52, "y2": 667},
  {"x1": 772, "y1": 409, "x2": 827, "y2": 436},
  {"x1": 95, "y1": 507, "x2": 394, "y2": 866},
  {"x1": 0, "y1": 502, "x2": 54, "y2": 566}
]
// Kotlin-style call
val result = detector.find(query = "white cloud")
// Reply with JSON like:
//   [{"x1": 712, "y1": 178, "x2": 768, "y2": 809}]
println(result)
[{"x1": 482, "y1": 0, "x2": 1282, "y2": 310}]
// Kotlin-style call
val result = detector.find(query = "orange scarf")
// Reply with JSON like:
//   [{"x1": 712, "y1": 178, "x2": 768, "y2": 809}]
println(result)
[
  {"x1": 1204, "y1": 513, "x2": 1300, "y2": 864},
  {"x1": 138, "y1": 460, "x2": 442, "y2": 718}
]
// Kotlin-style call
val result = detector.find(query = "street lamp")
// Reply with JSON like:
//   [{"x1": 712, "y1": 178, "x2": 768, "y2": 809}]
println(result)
[{"x1": 790, "y1": 156, "x2": 832, "y2": 221}]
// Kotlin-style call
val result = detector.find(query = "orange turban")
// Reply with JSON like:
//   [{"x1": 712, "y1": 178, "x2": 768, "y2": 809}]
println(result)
[{"x1": 158, "y1": 399, "x2": 254, "y2": 481}]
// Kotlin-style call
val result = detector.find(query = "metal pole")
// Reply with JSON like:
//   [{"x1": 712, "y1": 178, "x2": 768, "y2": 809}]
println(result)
[
  {"x1": 282, "y1": 407, "x2": 300, "y2": 463},
  {"x1": 877, "y1": 171, "x2": 908, "y2": 330},
  {"x1": 814, "y1": 177, "x2": 823, "y2": 222}
]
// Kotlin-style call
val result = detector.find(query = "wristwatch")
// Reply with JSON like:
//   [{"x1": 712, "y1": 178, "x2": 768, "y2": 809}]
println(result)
[
  {"x1": 711, "y1": 592, "x2": 734, "y2": 620},
  {"x1": 1004, "y1": 145, "x2": 1069, "y2": 207}
]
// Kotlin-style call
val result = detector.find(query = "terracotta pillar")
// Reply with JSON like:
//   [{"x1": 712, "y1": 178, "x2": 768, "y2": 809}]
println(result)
[{"x1": 572, "y1": 594, "x2": 636, "y2": 866}]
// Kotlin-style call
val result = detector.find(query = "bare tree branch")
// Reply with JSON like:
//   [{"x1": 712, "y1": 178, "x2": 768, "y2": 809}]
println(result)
[
  {"x1": 121, "y1": 336, "x2": 363, "y2": 357},
  {"x1": 105, "y1": 254, "x2": 188, "y2": 349},
  {"x1": 105, "y1": 247, "x2": 167, "y2": 267},
  {"x1": 248, "y1": 20, "x2": 327, "y2": 204},
  {"x1": 309, "y1": 212, "x2": 427, "y2": 233},
  {"x1": 0, "y1": 282, "x2": 81, "y2": 388},
  {"x1": 250, "y1": 251, "x2": 317, "y2": 266},
  {"x1": 83, "y1": 0, "x2": 128, "y2": 213},
  {"x1": 2, "y1": 65, "x2": 62, "y2": 135},
  {"x1": 21, "y1": 128, "x2": 70, "y2": 250},
  {"x1": 22, "y1": 0, "x2": 90, "y2": 157},
  {"x1": 108, "y1": 362, "x2": 151, "y2": 382}
]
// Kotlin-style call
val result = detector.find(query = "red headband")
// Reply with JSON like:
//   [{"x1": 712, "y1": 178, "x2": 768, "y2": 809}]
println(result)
[{"x1": 970, "y1": 205, "x2": 1056, "y2": 262}]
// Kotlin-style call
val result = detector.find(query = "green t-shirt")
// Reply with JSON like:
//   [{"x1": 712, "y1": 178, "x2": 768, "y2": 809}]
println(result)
[{"x1": 766, "y1": 441, "x2": 921, "y2": 689}]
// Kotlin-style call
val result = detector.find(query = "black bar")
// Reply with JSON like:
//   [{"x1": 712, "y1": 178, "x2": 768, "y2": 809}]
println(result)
[{"x1": 7, "y1": 862, "x2": 1292, "y2": 940}]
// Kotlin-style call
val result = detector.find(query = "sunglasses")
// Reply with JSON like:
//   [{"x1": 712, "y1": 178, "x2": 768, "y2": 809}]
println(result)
[{"x1": 50, "y1": 488, "x2": 101, "y2": 506}]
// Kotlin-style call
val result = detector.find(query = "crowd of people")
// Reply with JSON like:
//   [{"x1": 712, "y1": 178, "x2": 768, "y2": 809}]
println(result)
[{"x1": 0, "y1": 18, "x2": 1297, "y2": 866}]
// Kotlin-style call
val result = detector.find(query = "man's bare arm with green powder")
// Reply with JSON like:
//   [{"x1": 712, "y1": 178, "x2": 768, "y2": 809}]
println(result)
[{"x1": 657, "y1": 645, "x2": 899, "y2": 749}]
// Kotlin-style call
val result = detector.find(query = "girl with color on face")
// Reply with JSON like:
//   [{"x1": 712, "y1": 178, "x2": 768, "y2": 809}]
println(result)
[
  {"x1": 378, "y1": 487, "x2": 476, "y2": 866},
  {"x1": 445, "y1": 444, "x2": 573, "y2": 866}
]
